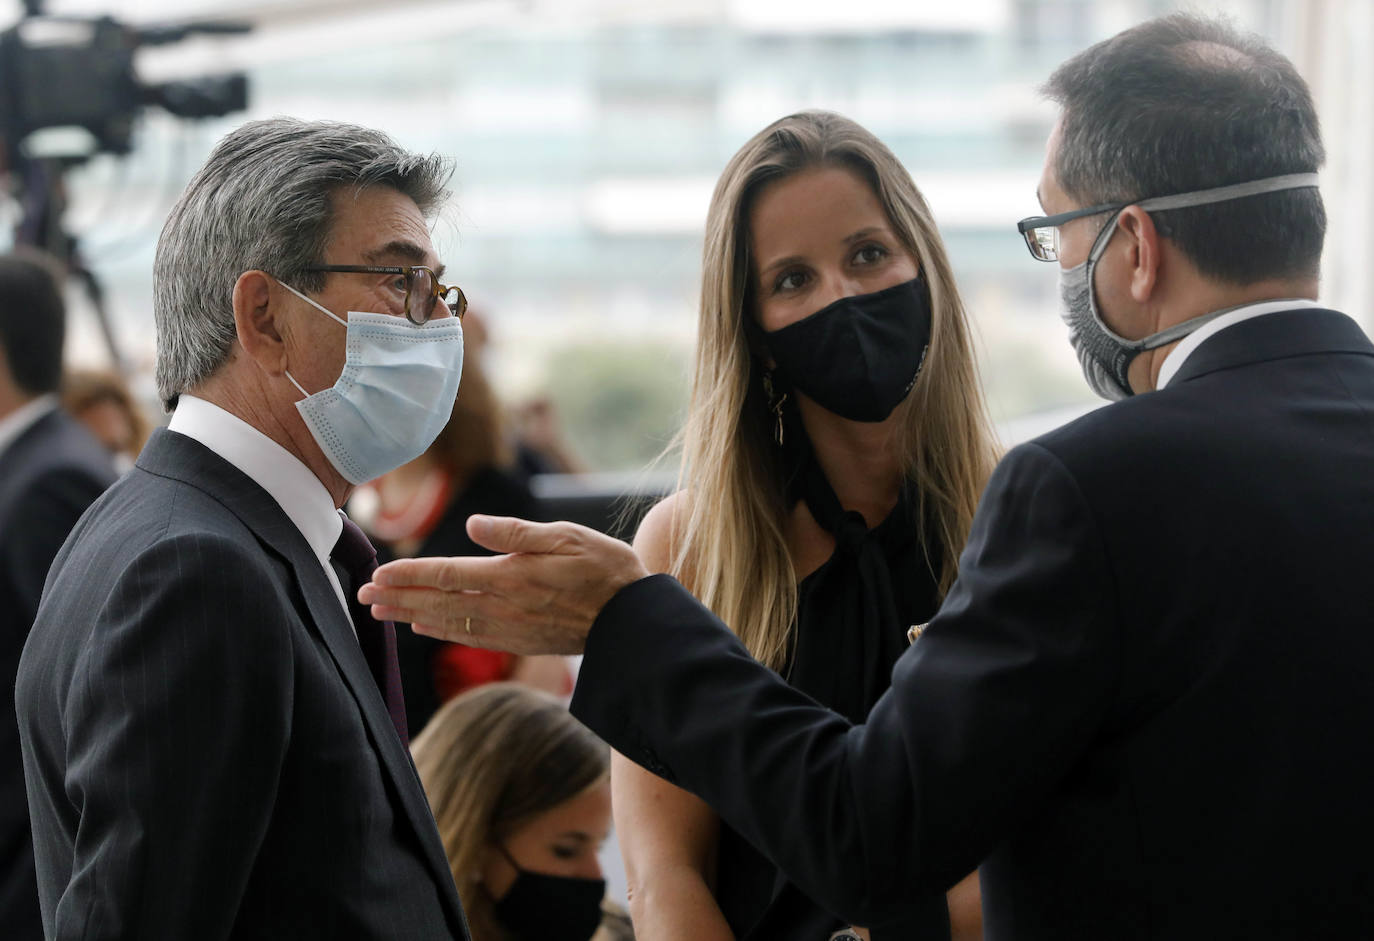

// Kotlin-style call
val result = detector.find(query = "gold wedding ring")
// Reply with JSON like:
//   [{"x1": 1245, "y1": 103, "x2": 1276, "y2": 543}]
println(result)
[{"x1": 464, "y1": 616, "x2": 472, "y2": 634}]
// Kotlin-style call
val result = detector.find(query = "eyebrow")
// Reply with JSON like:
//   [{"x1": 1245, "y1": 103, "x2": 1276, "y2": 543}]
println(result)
[
  {"x1": 363, "y1": 240, "x2": 446, "y2": 278},
  {"x1": 758, "y1": 227, "x2": 888, "y2": 277}
]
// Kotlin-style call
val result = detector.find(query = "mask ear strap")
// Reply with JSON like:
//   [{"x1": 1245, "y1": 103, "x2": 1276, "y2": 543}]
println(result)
[
  {"x1": 284, "y1": 370, "x2": 310, "y2": 398},
  {"x1": 1084, "y1": 209, "x2": 1133, "y2": 343},
  {"x1": 278, "y1": 279, "x2": 349, "y2": 327}
]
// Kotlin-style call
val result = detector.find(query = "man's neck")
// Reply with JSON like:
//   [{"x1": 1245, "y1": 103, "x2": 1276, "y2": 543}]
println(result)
[
  {"x1": 1166, "y1": 276, "x2": 1319, "y2": 327},
  {"x1": 1130, "y1": 276, "x2": 1319, "y2": 393},
  {"x1": 190, "y1": 372, "x2": 352, "y2": 508}
]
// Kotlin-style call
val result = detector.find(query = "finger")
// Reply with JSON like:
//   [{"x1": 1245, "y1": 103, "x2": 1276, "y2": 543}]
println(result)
[
  {"x1": 408, "y1": 593, "x2": 566, "y2": 655},
  {"x1": 368, "y1": 585, "x2": 505, "y2": 631},
  {"x1": 364, "y1": 585, "x2": 465, "y2": 625},
  {"x1": 410, "y1": 622, "x2": 513, "y2": 653},
  {"x1": 466, "y1": 515, "x2": 595, "y2": 556},
  {"x1": 369, "y1": 554, "x2": 506, "y2": 591}
]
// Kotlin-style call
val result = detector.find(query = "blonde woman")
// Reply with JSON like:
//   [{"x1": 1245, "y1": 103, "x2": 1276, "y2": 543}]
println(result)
[
  {"x1": 60, "y1": 367, "x2": 152, "y2": 469},
  {"x1": 412, "y1": 682, "x2": 629, "y2": 941},
  {"x1": 615, "y1": 111, "x2": 998, "y2": 940}
]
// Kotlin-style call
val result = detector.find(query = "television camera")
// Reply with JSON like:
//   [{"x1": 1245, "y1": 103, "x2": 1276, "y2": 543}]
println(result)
[{"x1": 0, "y1": 0, "x2": 251, "y2": 369}]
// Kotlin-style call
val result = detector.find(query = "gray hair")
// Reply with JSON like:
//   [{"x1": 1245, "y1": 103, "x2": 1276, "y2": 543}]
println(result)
[
  {"x1": 153, "y1": 117, "x2": 452, "y2": 410},
  {"x1": 1044, "y1": 14, "x2": 1325, "y2": 285}
]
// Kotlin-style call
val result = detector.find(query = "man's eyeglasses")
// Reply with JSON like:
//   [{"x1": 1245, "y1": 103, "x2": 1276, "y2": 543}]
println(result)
[
  {"x1": 303, "y1": 264, "x2": 467, "y2": 325},
  {"x1": 1015, "y1": 202, "x2": 1125, "y2": 262},
  {"x1": 1019, "y1": 174, "x2": 1323, "y2": 262}
]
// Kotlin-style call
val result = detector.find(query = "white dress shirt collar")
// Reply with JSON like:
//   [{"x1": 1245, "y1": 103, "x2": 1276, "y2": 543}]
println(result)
[
  {"x1": 1157, "y1": 298, "x2": 1323, "y2": 390},
  {"x1": 167, "y1": 395, "x2": 344, "y2": 577},
  {"x1": 0, "y1": 394, "x2": 58, "y2": 461}
]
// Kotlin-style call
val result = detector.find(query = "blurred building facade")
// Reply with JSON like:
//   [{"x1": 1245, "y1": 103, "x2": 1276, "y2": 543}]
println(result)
[{"x1": 4, "y1": 0, "x2": 1364, "y2": 466}]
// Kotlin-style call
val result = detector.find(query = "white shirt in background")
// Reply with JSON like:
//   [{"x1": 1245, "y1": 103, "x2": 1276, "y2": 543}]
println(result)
[{"x1": 0, "y1": 394, "x2": 58, "y2": 461}]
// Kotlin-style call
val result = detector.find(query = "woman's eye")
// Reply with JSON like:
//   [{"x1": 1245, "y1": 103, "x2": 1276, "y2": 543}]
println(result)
[
  {"x1": 551, "y1": 844, "x2": 580, "y2": 860},
  {"x1": 774, "y1": 270, "x2": 807, "y2": 293},
  {"x1": 853, "y1": 244, "x2": 888, "y2": 265}
]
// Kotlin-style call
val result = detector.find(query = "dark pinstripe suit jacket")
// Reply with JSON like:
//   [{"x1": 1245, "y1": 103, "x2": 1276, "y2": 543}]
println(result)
[{"x1": 15, "y1": 428, "x2": 470, "y2": 940}]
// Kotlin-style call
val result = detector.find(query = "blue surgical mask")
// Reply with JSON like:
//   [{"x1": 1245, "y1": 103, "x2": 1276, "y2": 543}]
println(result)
[
  {"x1": 279, "y1": 281, "x2": 464, "y2": 485},
  {"x1": 1059, "y1": 172, "x2": 1320, "y2": 401}
]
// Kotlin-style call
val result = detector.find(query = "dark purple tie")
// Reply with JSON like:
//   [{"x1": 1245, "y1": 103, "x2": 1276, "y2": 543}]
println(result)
[{"x1": 332, "y1": 517, "x2": 409, "y2": 745}]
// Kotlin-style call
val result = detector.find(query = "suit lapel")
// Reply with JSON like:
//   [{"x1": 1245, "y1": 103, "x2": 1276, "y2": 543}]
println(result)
[
  {"x1": 288, "y1": 542, "x2": 470, "y2": 924},
  {"x1": 1170, "y1": 308, "x2": 1374, "y2": 386},
  {"x1": 136, "y1": 430, "x2": 469, "y2": 931}
]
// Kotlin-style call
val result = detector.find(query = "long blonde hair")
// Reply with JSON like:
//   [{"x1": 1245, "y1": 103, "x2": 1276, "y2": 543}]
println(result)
[
  {"x1": 671, "y1": 110, "x2": 998, "y2": 670},
  {"x1": 411, "y1": 683, "x2": 609, "y2": 941}
]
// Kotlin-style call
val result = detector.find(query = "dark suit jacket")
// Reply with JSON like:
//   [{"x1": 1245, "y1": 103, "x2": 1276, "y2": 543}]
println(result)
[
  {"x1": 16, "y1": 429, "x2": 470, "y2": 940},
  {"x1": 571, "y1": 308, "x2": 1374, "y2": 939},
  {"x1": 1, "y1": 407, "x2": 114, "y2": 941}
]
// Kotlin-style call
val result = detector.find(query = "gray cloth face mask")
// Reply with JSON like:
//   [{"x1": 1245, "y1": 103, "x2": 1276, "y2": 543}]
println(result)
[{"x1": 1058, "y1": 172, "x2": 1320, "y2": 401}]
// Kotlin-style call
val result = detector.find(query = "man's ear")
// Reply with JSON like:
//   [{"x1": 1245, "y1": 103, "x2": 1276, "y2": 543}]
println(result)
[
  {"x1": 1115, "y1": 206, "x2": 1162, "y2": 304},
  {"x1": 232, "y1": 270, "x2": 288, "y2": 376}
]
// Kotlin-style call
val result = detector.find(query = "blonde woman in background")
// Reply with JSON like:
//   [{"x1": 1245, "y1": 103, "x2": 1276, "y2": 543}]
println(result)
[
  {"x1": 616, "y1": 111, "x2": 998, "y2": 940},
  {"x1": 61, "y1": 368, "x2": 152, "y2": 471},
  {"x1": 412, "y1": 682, "x2": 631, "y2": 941}
]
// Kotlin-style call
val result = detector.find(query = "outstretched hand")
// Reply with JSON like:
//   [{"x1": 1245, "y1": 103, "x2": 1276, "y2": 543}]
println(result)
[{"x1": 357, "y1": 515, "x2": 649, "y2": 655}]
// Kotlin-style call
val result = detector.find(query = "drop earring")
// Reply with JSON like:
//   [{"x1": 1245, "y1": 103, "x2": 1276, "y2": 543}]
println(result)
[{"x1": 762, "y1": 369, "x2": 787, "y2": 446}]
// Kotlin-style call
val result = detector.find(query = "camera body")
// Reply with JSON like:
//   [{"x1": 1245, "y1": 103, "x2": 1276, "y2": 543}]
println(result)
[{"x1": 0, "y1": 11, "x2": 248, "y2": 162}]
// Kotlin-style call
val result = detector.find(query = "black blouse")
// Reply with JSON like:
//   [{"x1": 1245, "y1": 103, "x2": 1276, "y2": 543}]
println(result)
[{"x1": 714, "y1": 431, "x2": 951, "y2": 940}]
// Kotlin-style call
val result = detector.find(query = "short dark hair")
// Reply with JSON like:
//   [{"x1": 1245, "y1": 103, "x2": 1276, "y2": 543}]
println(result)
[
  {"x1": 0, "y1": 253, "x2": 66, "y2": 396},
  {"x1": 1044, "y1": 14, "x2": 1325, "y2": 284}
]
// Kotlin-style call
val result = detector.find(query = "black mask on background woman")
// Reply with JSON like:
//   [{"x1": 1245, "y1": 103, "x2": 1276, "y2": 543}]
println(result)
[
  {"x1": 763, "y1": 273, "x2": 932, "y2": 422},
  {"x1": 492, "y1": 846, "x2": 606, "y2": 941}
]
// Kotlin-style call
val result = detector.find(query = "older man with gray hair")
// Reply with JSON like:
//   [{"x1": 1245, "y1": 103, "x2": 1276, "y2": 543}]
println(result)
[{"x1": 16, "y1": 118, "x2": 471, "y2": 939}]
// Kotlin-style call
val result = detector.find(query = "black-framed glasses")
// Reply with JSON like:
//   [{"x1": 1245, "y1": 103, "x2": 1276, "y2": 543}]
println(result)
[
  {"x1": 1015, "y1": 201, "x2": 1124, "y2": 262},
  {"x1": 303, "y1": 264, "x2": 467, "y2": 325}
]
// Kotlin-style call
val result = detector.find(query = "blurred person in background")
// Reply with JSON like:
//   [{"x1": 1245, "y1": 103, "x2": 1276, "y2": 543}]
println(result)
[
  {"x1": 512, "y1": 394, "x2": 586, "y2": 477},
  {"x1": 457, "y1": 306, "x2": 584, "y2": 478},
  {"x1": 358, "y1": 338, "x2": 569, "y2": 734},
  {"x1": 61, "y1": 367, "x2": 152, "y2": 471},
  {"x1": 16, "y1": 118, "x2": 471, "y2": 939},
  {"x1": 0, "y1": 251, "x2": 115, "y2": 941},
  {"x1": 412, "y1": 682, "x2": 630, "y2": 941},
  {"x1": 366, "y1": 13, "x2": 1374, "y2": 938},
  {"x1": 614, "y1": 111, "x2": 997, "y2": 940}
]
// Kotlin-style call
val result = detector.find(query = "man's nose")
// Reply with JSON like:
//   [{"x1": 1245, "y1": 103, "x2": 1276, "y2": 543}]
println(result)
[{"x1": 427, "y1": 291, "x2": 453, "y2": 321}]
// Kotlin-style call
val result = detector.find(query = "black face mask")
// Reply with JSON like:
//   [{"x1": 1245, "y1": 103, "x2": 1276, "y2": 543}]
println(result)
[
  {"x1": 763, "y1": 275, "x2": 932, "y2": 423},
  {"x1": 492, "y1": 848, "x2": 606, "y2": 941}
]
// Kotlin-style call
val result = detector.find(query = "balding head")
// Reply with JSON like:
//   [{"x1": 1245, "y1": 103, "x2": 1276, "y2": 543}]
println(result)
[{"x1": 1043, "y1": 14, "x2": 1325, "y2": 286}]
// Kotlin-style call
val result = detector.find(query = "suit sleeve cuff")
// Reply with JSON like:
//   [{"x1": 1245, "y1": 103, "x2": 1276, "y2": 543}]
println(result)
[{"x1": 570, "y1": 574, "x2": 704, "y2": 777}]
